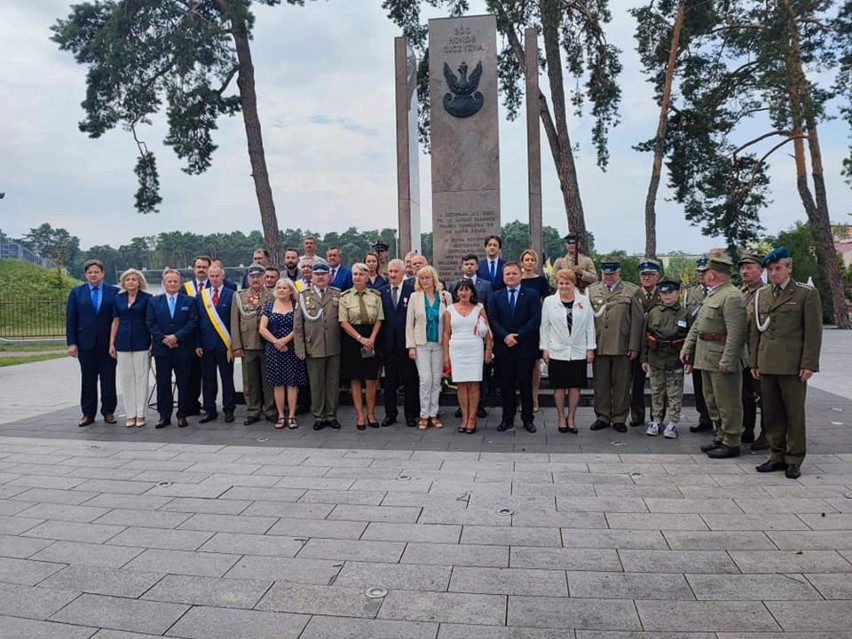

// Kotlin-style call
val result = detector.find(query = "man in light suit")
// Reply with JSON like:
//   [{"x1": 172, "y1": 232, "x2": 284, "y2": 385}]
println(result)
[
  {"x1": 477, "y1": 235, "x2": 506, "y2": 291},
  {"x1": 487, "y1": 262, "x2": 542, "y2": 432},
  {"x1": 66, "y1": 259, "x2": 119, "y2": 427},
  {"x1": 379, "y1": 259, "x2": 419, "y2": 427},
  {"x1": 146, "y1": 269, "x2": 199, "y2": 428},
  {"x1": 195, "y1": 265, "x2": 236, "y2": 423},
  {"x1": 327, "y1": 246, "x2": 353, "y2": 292}
]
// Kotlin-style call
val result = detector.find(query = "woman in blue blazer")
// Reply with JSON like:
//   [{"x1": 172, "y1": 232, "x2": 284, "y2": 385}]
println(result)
[{"x1": 109, "y1": 269, "x2": 153, "y2": 427}]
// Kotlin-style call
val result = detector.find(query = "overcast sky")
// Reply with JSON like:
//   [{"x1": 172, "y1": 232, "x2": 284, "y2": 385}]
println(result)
[{"x1": 1, "y1": 0, "x2": 849, "y2": 256}]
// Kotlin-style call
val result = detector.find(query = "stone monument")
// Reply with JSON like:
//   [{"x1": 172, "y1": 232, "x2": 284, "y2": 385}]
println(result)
[
  {"x1": 394, "y1": 37, "x2": 421, "y2": 256},
  {"x1": 428, "y1": 15, "x2": 500, "y2": 277}
]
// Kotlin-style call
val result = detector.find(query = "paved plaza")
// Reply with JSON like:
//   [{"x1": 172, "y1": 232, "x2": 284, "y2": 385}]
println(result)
[{"x1": 0, "y1": 330, "x2": 849, "y2": 637}]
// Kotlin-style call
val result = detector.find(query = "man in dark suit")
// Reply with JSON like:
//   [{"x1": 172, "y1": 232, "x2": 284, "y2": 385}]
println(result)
[
  {"x1": 477, "y1": 235, "x2": 506, "y2": 291},
  {"x1": 146, "y1": 269, "x2": 199, "y2": 428},
  {"x1": 487, "y1": 261, "x2": 542, "y2": 432},
  {"x1": 379, "y1": 259, "x2": 419, "y2": 427},
  {"x1": 66, "y1": 259, "x2": 119, "y2": 427},
  {"x1": 195, "y1": 265, "x2": 237, "y2": 423},
  {"x1": 327, "y1": 246, "x2": 353, "y2": 291},
  {"x1": 183, "y1": 255, "x2": 212, "y2": 415}
]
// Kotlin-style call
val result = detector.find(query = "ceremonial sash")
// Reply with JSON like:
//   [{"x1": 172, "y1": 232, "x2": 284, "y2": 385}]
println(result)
[
  {"x1": 201, "y1": 288, "x2": 233, "y2": 360},
  {"x1": 184, "y1": 281, "x2": 198, "y2": 297}
]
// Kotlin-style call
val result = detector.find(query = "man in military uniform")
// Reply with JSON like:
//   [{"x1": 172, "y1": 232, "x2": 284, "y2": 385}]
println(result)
[
  {"x1": 629, "y1": 258, "x2": 662, "y2": 428},
  {"x1": 374, "y1": 241, "x2": 391, "y2": 280},
  {"x1": 588, "y1": 257, "x2": 643, "y2": 433},
  {"x1": 738, "y1": 251, "x2": 768, "y2": 450},
  {"x1": 683, "y1": 257, "x2": 713, "y2": 433},
  {"x1": 231, "y1": 263, "x2": 275, "y2": 425},
  {"x1": 552, "y1": 234, "x2": 597, "y2": 291},
  {"x1": 750, "y1": 247, "x2": 822, "y2": 479},
  {"x1": 294, "y1": 262, "x2": 343, "y2": 431},
  {"x1": 680, "y1": 254, "x2": 748, "y2": 458}
]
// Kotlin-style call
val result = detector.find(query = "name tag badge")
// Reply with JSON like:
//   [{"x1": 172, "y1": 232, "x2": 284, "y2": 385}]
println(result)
[
  {"x1": 180, "y1": 306, "x2": 189, "y2": 311},
  {"x1": 677, "y1": 320, "x2": 687, "y2": 328}
]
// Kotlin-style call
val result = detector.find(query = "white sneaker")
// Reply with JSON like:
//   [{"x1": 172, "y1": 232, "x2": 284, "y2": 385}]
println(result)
[
  {"x1": 646, "y1": 421, "x2": 660, "y2": 436},
  {"x1": 664, "y1": 422, "x2": 679, "y2": 439}
]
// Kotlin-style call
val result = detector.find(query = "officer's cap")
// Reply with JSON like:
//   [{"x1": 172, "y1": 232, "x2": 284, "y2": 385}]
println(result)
[
  {"x1": 761, "y1": 246, "x2": 790, "y2": 268},
  {"x1": 737, "y1": 251, "x2": 765, "y2": 267},
  {"x1": 311, "y1": 262, "x2": 330, "y2": 273},
  {"x1": 706, "y1": 253, "x2": 733, "y2": 274},
  {"x1": 563, "y1": 234, "x2": 578, "y2": 244},
  {"x1": 658, "y1": 278, "x2": 680, "y2": 293},
  {"x1": 639, "y1": 259, "x2": 661, "y2": 274},
  {"x1": 600, "y1": 257, "x2": 621, "y2": 274},
  {"x1": 373, "y1": 241, "x2": 389, "y2": 252},
  {"x1": 695, "y1": 257, "x2": 709, "y2": 272},
  {"x1": 246, "y1": 263, "x2": 265, "y2": 276}
]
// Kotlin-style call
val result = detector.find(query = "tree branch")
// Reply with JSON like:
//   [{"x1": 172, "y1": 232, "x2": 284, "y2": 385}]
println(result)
[
  {"x1": 733, "y1": 130, "x2": 794, "y2": 155},
  {"x1": 735, "y1": 134, "x2": 808, "y2": 195}
]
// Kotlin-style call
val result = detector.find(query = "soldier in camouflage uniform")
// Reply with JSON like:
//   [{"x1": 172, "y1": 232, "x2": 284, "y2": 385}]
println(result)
[
  {"x1": 641, "y1": 278, "x2": 690, "y2": 439},
  {"x1": 738, "y1": 251, "x2": 768, "y2": 451},
  {"x1": 683, "y1": 257, "x2": 713, "y2": 433},
  {"x1": 630, "y1": 258, "x2": 662, "y2": 428},
  {"x1": 551, "y1": 234, "x2": 597, "y2": 291}
]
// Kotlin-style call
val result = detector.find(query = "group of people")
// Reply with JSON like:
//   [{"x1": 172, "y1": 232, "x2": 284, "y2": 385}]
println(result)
[{"x1": 66, "y1": 233, "x2": 821, "y2": 476}]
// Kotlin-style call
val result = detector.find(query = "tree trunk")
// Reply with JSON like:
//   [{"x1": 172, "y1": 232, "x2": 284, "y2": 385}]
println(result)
[
  {"x1": 224, "y1": 8, "x2": 281, "y2": 266},
  {"x1": 643, "y1": 1, "x2": 685, "y2": 260},
  {"x1": 780, "y1": 0, "x2": 849, "y2": 328}
]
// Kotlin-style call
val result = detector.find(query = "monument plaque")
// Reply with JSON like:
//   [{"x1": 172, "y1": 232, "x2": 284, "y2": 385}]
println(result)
[
  {"x1": 395, "y1": 37, "x2": 421, "y2": 255},
  {"x1": 429, "y1": 15, "x2": 500, "y2": 277}
]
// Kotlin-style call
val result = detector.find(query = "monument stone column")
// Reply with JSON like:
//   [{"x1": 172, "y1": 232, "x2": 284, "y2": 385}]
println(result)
[
  {"x1": 429, "y1": 15, "x2": 500, "y2": 277},
  {"x1": 395, "y1": 37, "x2": 421, "y2": 256}
]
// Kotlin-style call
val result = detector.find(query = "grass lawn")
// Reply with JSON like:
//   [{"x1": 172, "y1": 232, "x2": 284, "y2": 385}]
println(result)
[
  {"x1": 0, "y1": 343, "x2": 65, "y2": 353},
  {"x1": 0, "y1": 353, "x2": 66, "y2": 367}
]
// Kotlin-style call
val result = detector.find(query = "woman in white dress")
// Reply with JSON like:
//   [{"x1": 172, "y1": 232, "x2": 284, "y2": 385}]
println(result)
[{"x1": 442, "y1": 280, "x2": 493, "y2": 433}]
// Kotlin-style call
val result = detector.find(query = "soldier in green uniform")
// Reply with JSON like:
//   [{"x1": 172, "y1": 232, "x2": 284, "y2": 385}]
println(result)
[
  {"x1": 683, "y1": 257, "x2": 713, "y2": 433},
  {"x1": 587, "y1": 258, "x2": 643, "y2": 433},
  {"x1": 641, "y1": 278, "x2": 690, "y2": 439},
  {"x1": 551, "y1": 234, "x2": 597, "y2": 291},
  {"x1": 294, "y1": 262, "x2": 343, "y2": 431},
  {"x1": 630, "y1": 258, "x2": 662, "y2": 428},
  {"x1": 738, "y1": 251, "x2": 768, "y2": 450},
  {"x1": 750, "y1": 247, "x2": 822, "y2": 479},
  {"x1": 680, "y1": 254, "x2": 748, "y2": 458},
  {"x1": 230, "y1": 264, "x2": 275, "y2": 425}
]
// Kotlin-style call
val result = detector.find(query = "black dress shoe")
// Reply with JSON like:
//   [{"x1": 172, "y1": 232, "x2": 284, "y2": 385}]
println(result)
[
  {"x1": 785, "y1": 463, "x2": 801, "y2": 479},
  {"x1": 198, "y1": 412, "x2": 217, "y2": 424},
  {"x1": 312, "y1": 420, "x2": 326, "y2": 431},
  {"x1": 187, "y1": 407, "x2": 201, "y2": 417},
  {"x1": 477, "y1": 406, "x2": 487, "y2": 418},
  {"x1": 523, "y1": 422, "x2": 537, "y2": 433},
  {"x1": 706, "y1": 445, "x2": 740, "y2": 459},
  {"x1": 612, "y1": 422, "x2": 628, "y2": 433},
  {"x1": 740, "y1": 430, "x2": 755, "y2": 444},
  {"x1": 558, "y1": 426, "x2": 568, "y2": 434},
  {"x1": 751, "y1": 434, "x2": 770, "y2": 451},
  {"x1": 244, "y1": 415, "x2": 261, "y2": 425},
  {"x1": 328, "y1": 419, "x2": 342, "y2": 430},
  {"x1": 700, "y1": 439, "x2": 723, "y2": 453},
  {"x1": 381, "y1": 416, "x2": 397, "y2": 427},
  {"x1": 368, "y1": 421, "x2": 380, "y2": 429},
  {"x1": 224, "y1": 411, "x2": 235, "y2": 423},
  {"x1": 629, "y1": 420, "x2": 644, "y2": 428},
  {"x1": 590, "y1": 420, "x2": 610, "y2": 431},
  {"x1": 756, "y1": 459, "x2": 787, "y2": 473},
  {"x1": 406, "y1": 418, "x2": 417, "y2": 428},
  {"x1": 689, "y1": 421, "x2": 714, "y2": 433},
  {"x1": 496, "y1": 421, "x2": 514, "y2": 432},
  {"x1": 155, "y1": 419, "x2": 171, "y2": 429},
  {"x1": 177, "y1": 417, "x2": 188, "y2": 428},
  {"x1": 454, "y1": 407, "x2": 463, "y2": 418},
  {"x1": 356, "y1": 423, "x2": 366, "y2": 430}
]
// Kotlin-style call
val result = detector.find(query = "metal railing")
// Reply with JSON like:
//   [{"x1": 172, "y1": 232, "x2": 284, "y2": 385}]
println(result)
[
  {"x1": 0, "y1": 296, "x2": 67, "y2": 339},
  {"x1": 0, "y1": 237, "x2": 56, "y2": 269}
]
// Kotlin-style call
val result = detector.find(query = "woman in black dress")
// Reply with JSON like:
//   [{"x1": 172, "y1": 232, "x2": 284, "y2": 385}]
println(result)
[{"x1": 520, "y1": 249, "x2": 551, "y2": 412}]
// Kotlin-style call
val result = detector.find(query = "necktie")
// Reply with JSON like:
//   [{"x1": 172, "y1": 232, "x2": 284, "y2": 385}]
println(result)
[
  {"x1": 358, "y1": 291, "x2": 368, "y2": 323},
  {"x1": 197, "y1": 281, "x2": 203, "y2": 294},
  {"x1": 212, "y1": 287, "x2": 219, "y2": 307},
  {"x1": 168, "y1": 295, "x2": 176, "y2": 319},
  {"x1": 489, "y1": 260, "x2": 496, "y2": 282},
  {"x1": 702, "y1": 286, "x2": 709, "y2": 296},
  {"x1": 509, "y1": 288, "x2": 516, "y2": 312},
  {"x1": 392, "y1": 286, "x2": 399, "y2": 309},
  {"x1": 91, "y1": 286, "x2": 100, "y2": 313},
  {"x1": 330, "y1": 268, "x2": 336, "y2": 282},
  {"x1": 773, "y1": 284, "x2": 781, "y2": 298},
  {"x1": 316, "y1": 289, "x2": 324, "y2": 299}
]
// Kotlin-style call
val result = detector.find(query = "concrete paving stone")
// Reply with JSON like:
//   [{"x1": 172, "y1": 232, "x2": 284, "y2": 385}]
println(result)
[
  {"x1": 701, "y1": 514, "x2": 810, "y2": 530},
  {"x1": 635, "y1": 600, "x2": 780, "y2": 632},
  {"x1": 270, "y1": 476, "x2": 356, "y2": 490},
  {"x1": 760, "y1": 484, "x2": 850, "y2": 498},
  {"x1": 198, "y1": 532, "x2": 304, "y2": 557},
  {"x1": 224, "y1": 555, "x2": 342, "y2": 584},
  {"x1": 0, "y1": 556, "x2": 65, "y2": 586},
  {"x1": 826, "y1": 497, "x2": 852, "y2": 513},
  {"x1": 217, "y1": 486, "x2": 307, "y2": 502},
  {"x1": 6, "y1": 455, "x2": 76, "y2": 467},
  {"x1": 266, "y1": 517, "x2": 367, "y2": 540},
  {"x1": 177, "y1": 513, "x2": 277, "y2": 534},
  {"x1": 299, "y1": 616, "x2": 438, "y2": 639},
  {"x1": 184, "y1": 463, "x2": 263, "y2": 476},
  {"x1": 39, "y1": 565, "x2": 163, "y2": 598},
  {"x1": 107, "y1": 526, "x2": 213, "y2": 551},
  {"x1": 620, "y1": 549, "x2": 739, "y2": 573},
  {"x1": 769, "y1": 529, "x2": 852, "y2": 550},
  {"x1": 142, "y1": 573, "x2": 271, "y2": 608},
  {"x1": 50, "y1": 593, "x2": 188, "y2": 635},
  {"x1": 576, "y1": 634, "x2": 715, "y2": 639},
  {"x1": 16, "y1": 503, "x2": 110, "y2": 524},
  {"x1": 118, "y1": 459, "x2": 196, "y2": 472},
  {"x1": 381, "y1": 492, "x2": 471, "y2": 509},
  {"x1": 8, "y1": 475, "x2": 83, "y2": 491},
  {"x1": 0, "y1": 533, "x2": 54, "y2": 559},
  {"x1": 676, "y1": 485, "x2": 766, "y2": 499},
  {"x1": 0, "y1": 485, "x2": 28, "y2": 500},
  {"x1": 605, "y1": 513, "x2": 708, "y2": 531},
  {"x1": 510, "y1": 510, "x2": 607, "y2": 529},
  {"x1": 764, "y1": 601, "x2": 852, "y2": 631},
  {"x1": 129, "y1": 471, "x2": 212, "y2": 485},
  {"x1": 417, "y1": 506, "x2": 511, "y2": 527},
  {"x1": 429, "y1": 481, "x2": 511, "y2": 497},
  {"x1": 438, "y1": 624, "x2": 569, "y2": 639},
  {"x1": 555, "y1": 497, "x2": 648, "y2": 513},
  {"x1": 254, "y1": 464, "x2": 332, "y2": 477},
  {"x1": 460, "y1": 525, "x2": 561, "y2": 548},
  {"x1": 588, "y1": 463, "x2": 666, "y2": 475},
  {"x1": 166, "y1": 605, "x2": 309, "y2": 639},
  {"x1": 0, "y1": 615, "x2": 96, "y2": 639},
  {"x1": 715, "y1": 634, "x2": 852, "y2": 639},
  {"x1": 663, "y1": 530, "x2": 776, "y2": 550},
  {"x1": 643, "y1": 498, "x2": 742, "y2": 514},
  {"x1": 83, "y1": 495, "x2": 174, "y2": 512},
  {"x1": 441, "y1": 461, "x2": 514, "y2": 473},
  {"x1": 402, "y1": 542, "x2": 509, "y2": 568},
  {"x1": 110, "y1": 449, "x2": 179, "y2": 461},
  {"x1": 23, "y1": 520, "x2": 126, "y2": 544},
  {"x1": 31, "y1": 540, "x2": 144, "y2": 568},
  {"x1": 256, "y1": 581, "x2": 382, "y2": 618},
  {"x1": 329, "y1": 504, "x2": 421, "y2": 523},
  {"x1": 734, "y1": 497, "x2": 837, "y2": 514},
  {"x1": 72, "y1": 480, "x2": 157, "y2": 495},
  {"x1": 298, "y1": 538, "x2": 406, "y2": 562},
  {"x1": 710, "y1": 474, "x2": 791, "y2": 487},
  {"x1": 204, "y1": 473, "x2": 281, "y2": 488},
  {"x1": 301, "y1": 456, "x2": 371, "y2": 468},
  {"x1": 567, "y1": 571, "x2": 693, "y2": 600},
  {"x1": 805, "y1": 573, "x2": 852, "y2": 599},
  {"x1": 63, "y1": 467, "x2": 147, "y2": 481},
  {"x1": 334, "y1": 560, "x2": 451, "y2": 591},
  {"x1": 729, "y1": 549, "x2": 852, "y2": 573},
  {"x1": 94, "y1": 509, "x2": 192, "y2": 529},
  {"x1": 59, "y1": 457, "x2": 130, "y2": 469},
  {"x1": 631, "y1": 472, "x2": 719, "y2": 487},
  {"x1": 450, "y1": 566, "x2": 567, "y2": 596},
  {"x1": 363, "y1": 522, "x2": 461, "y2": 544},
  {"x1": 510, "y1": 547, "x2": 621, "y2": 572},
  {"x1": 592, "y1": 484, "x2": 684, "y2": 498},
  {"x1": 12, "y1": 488, "x2": 99, "y2": 506},
  {"x1": 143, "y1": 481, "x2": 232, "y2": 500},
  {"x1": 475, "y1": 471, "x2": 554, "y2": 483},
  {"x1": 377, "y1": 590, "x2": 506, "y2": 625},
  {"x1": 798, "y1": 474, "x2": 852, "y2": 487},
  {"x1": 0, "y1": 583, "x2": 81, "y2": 619},
  {"x1": 349, "y1": 478, "x2": 432, "y2": 493},
  {"x1": 799, "y1": 513, "x2": 852, "y2": 530},
  {"x1": 159, "y1": 497, "x2": 251, "y2": 515},
  {"x1": 512, "y1": 483, "x2": 597, "y2": 497},
  {"x1": 560, "y1": 529, "x2": 668, "y2": 550},
  {"x1": 687, "y1": 573, "x2": 822, "y2": 600},
  {"x1": 241, "y1": 500, "x2": 333, "y2": 519},
  {"x1": 321, "y1": 467, "x2": 403, "y2": 480},
  {"x1": 468, "y1": 494, "x2": 557, "y2": 512},
  {"x1": 123, "y1": 548, "x2": 240, "y2": 577},
  {"x1": 508, "y1": 595, "x2": 640, "y2": 630},
  {"x1": 0, "y1": 499, "x2": 35, "y2": 515},
  {"x1": 552, "y1": 472, "x2": 635, "y2": 486}
]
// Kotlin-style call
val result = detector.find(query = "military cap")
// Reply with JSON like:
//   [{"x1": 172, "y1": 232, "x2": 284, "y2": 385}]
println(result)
[
  {"x1": 311, "y1": 261, "x2": 330, "y2": 273},
  {"x1": 695, "y1": 257, "x2": 709, "y2": 271},
  {"x1": 658, "y1": 278, "x2": 681, "y2": 293},
  {"x1": 639, "y1": 258, "x2": 661, "y2": 274},
  {"x1": 373, "y1": 241, "x2": 389, "y2": 252},
  {"x1": 737, "y1": 251, "x2": 765, "y2": 267},
  {"x1": 761, "y1": 246, "x2": 790, "y2": 268},
  {"x1": 706, "y1": 253, "x2": 733, "y2": 274},
  {"x1": 246, "y1": 263, "x2": 265, "y2": 276},
  {"x1": 563, "y1": 234, "x2": 578, "y2": 244},
  {"x1": 600, "y1": 257, "x2": 621, "y2": 274}
]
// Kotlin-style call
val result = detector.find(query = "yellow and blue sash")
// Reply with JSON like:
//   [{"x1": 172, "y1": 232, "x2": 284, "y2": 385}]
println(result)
[
  {"x1": 183, "y1": 281, "x2": 198, "y2": 297},
  {"x1": 201, "y1": 288, "x2": 233, "y2": 360}
]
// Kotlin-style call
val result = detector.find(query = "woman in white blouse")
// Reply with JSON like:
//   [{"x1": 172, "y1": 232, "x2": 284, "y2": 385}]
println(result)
[{"x1": 540, "y1": 269, "x2": 596, "y2": 433}]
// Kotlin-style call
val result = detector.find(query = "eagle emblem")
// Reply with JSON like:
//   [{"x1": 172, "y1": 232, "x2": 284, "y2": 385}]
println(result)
[{"x1": 443, "y1": 61, "x2": 484, "y2": 118}]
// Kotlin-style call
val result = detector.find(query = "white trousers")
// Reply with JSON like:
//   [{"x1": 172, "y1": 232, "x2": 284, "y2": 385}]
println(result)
[
  {"x1": 117, "y1": 350, "x2": 150, "y2": 419},
  {"x1": 415, "y1": 342, "x2": 443, "y2": 418}
]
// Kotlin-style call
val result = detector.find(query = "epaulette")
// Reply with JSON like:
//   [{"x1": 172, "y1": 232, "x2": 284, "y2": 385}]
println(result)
[
  {"x1": 795, "y1": 281, "x2": 814, "y2": 289},
  {"x1": 339, "y1": 289, "x2": 353, "y2": 298}
]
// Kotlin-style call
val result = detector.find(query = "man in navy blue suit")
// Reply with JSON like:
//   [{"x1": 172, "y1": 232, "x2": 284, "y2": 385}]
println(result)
[
  {"x1": 477, "y1": 235, "x2": 506, "y2": 291},
  {"x1": 379, "y1": 259, "x2": 419, "y2": 427},
  {"x1": 183, "y1": 255, "x2": 212, "y2": 415},
  {"x1": 487, "y1": 262, "x2": 542, "y2": 432},
  {"x1": 146, "y1": 269, "x2": 199, "y2": 428},
  {"x1": 327, "y1": 246, "x2": 353, "y2": 291},
  {"x1": 195, "y1": 264, "x2": 236, "y2": 423},
  {"x1": 66, "y1": 259, "x2": 119, "y2": 427}
]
